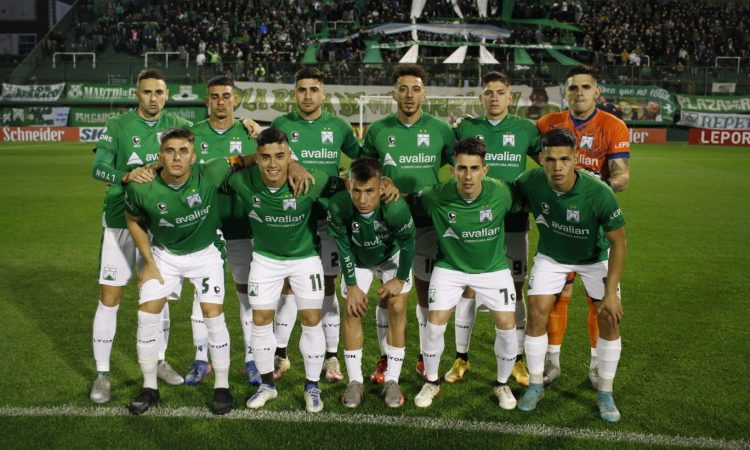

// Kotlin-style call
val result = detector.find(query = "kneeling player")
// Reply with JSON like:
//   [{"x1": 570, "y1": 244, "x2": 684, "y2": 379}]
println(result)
[
  {"x1": 410, "y1": 138, "x2": 520, "y2": 410},
  {"x1": 515, "y1": 128, "x2": 626, "y2": 422},
  {"x1": 327, "y1": 158, "x2": 416, "y2": 408},
  {"x1": 124, "y1": 128, "x2": 254, "y2": 415}
]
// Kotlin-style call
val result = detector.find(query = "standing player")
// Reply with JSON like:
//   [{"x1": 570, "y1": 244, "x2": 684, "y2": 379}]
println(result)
[
  {"x1": 410, "y1": 138, "x2": 520, "y2": 410},
  {"x1": 361, "y1": 64, "x2": 455, "y2": 381},
  {"x1": 450, "y1": 71, "x2": 541, "y2": 386},
  {"x1": 124, "y1": 128, "x2": 255, "y2": 415},
  {"x1": 89, "y1": 68, "x2": 190, "y2": 403},
  {"x1": 536, "y1": 65, "x2": 630, "y2": 387},
  {"x1": 228, "y1": 128, "x2": 344, "y2": 413},
  {"x1": 186, "y1": 76, "x2": 258, "y2": 386},
  {"x1": 327, "y1": 157, "x2": 416, "y2": 408},
  {"x1": 515, "y1": 128, "x2": 626, "y2": 422},
  {"x1": 270, "y1": 67, "x2": 361, "y2": 382}
]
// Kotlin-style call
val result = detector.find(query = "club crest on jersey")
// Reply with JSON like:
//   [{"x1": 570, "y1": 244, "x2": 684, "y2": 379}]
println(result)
[
  {"x1": 283, "y1": 198, "x2": 297, "y2": 211},
  {"x1": 417, "y1": 133, "x2": 430, "y2": 147},
  {"x1": 428, "y1": 288, "x2": 437, "y2": 303},
  {"x1": 229, "y1": 140, "x2": 242, "y2": 154},
  {"x1": 373, "y1": 220, "x2": 386, "y2": 232},
  {"x1": 102, "y1": 266, "x2": 117, "y2": 281},
  {"x1": 502, "y1": 134, "x2": 515, "y2": 146},
  {"x1": 580, "y1": 135, "x2": 594, "y2": 150},
  {"x1": 132, "y1": 136, "x2": 141, "y2": 147},
  {"x1": 291, "y1": 131, "x2": 300, "y2": 142},
  {"x1": 479, "y1": 208, "x2": 493, "y2": 223},
  {"x1": 448, "y1": 211, "x2": 457, "y2": 223},
  {"x1": 352, "y1": 222, "x2": 361, "y2": 232},
  {"x1": 475, "y1": 134, "x2": 484, "y2": 141},
  {"x1": 248, "y1": 282, "x2": 259, "y2": 297},
  {"x1": 157, "y1": 202, "x2": 168, "y2": 214},
  {"x1": 252, "y1": 196, "x2": 261, "y2": 207},
  {"x1": 200, "y1": 142, "x2": 209, "y2": 154},
  {"x1": 321, "y1": 130, "x2": 334, "y2": 144},
  {"x1": 566, "y1": 209, "x2": 580, "y2": 223},
  {"x1": 541, "y1": 202, "x2": 550, "y2": 215},
  {"x1": 187, "y1": 193, "x2": 202, "y2": 208}
]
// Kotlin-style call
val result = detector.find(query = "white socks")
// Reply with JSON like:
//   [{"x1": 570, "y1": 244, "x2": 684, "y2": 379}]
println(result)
[
  {"x1": 158, "y1": 302, "x2": 170, "y2": 361},
  {"x1": 416, "y1": 305, "x2": 428, "y2": 355},
  {"x1": 344, "y1": 348, "x2": 363, "y2": 383},
  {"x1": 596, "y1": 337, "x2": 621, "y2": 392},
  {"x1": 136, "y1": 310, "x2": 161, "y2": 389},
  {"x1": 237, "y1": 291, "x2": 254, "y2": 362},
  {"x1": 92, "y1": 301, "x2": 118, "y2": 372},
  {"x1": 299, "y1": 323, "x2": 325, "y2": 382},
  {"x1": 546, "y1": 344, "x2": 561, "y2": 367},
  {"x1": 454, "y1": 296, "x2": 475, "y2": 353},
  {"x1": 422, "y1": 322, "x2": 446, "y2": 383},
  {"x1": 252, "y1": 323, "x2": 276, "y2": 376},
  {"x1": 385, "y1": 344, "x2": 405, "y2": 383},
  {"x1": 321, "y1": 294, "x2": 340, "y2": 353},
  {"x1": 191, "y1": 296, "x2": 209, "y2": 361},
  {"x1": 494, "y1": 328, "x2": 518, "y2": 384},
  {"x1": 524, "y1": 334, "x2": 548, "y2": 385},
  {"x1": 275, "y1": 293, "x2": 297, "y2": 349},
  {"x1": 204, "y1": 313, "x2": 230, "y2": 389},
  {"x1": 515, "y1": 294, "x2": 526, "y2": 355}
]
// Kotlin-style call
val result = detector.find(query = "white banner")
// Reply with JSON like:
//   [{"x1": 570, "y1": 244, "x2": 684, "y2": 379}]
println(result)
[
  {"x1": 1, "y1": 83, "x2": 66, "y2": 102},
  {"x1": 678, "y1": 111, "x2": 750, "y2": 130}
]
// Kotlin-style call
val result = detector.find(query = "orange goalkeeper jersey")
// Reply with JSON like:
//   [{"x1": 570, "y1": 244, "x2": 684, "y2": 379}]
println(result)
[{"x1": 536, "y1": 109, "x2": 630, "y2": 181}]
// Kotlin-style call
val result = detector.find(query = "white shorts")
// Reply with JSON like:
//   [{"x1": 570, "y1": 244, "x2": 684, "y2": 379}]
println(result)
[
  {"x1": 340, "y1": 251, "x2": 413, "y2": 297},
  {"x1": 413, "y1": 227, "x2": 438, "y2": 282},
  {"x1": 527, "y1": 253, "x2": 620, "y2": 301},
  {"x1": 248, "y1": 252, "x2": 325, "y2": 309},
  {"x1": 98, "y1": 227, "x2": 140, "y2": 286},
  {"x1": 505, "y1": 231, "x2": 529, "y2": 283},
  {"x1": 317, "y1": 220, "x2": 339, "y2": 277},
  {"x1": 428, "y1": 267, "x2": 516, "y2": 313},
  {"x1": 139, "y1": 245, "x2": 225, "y2": 305},
  {"x1": 225, "y1": 238, "x2": 254, "y2": 284}
]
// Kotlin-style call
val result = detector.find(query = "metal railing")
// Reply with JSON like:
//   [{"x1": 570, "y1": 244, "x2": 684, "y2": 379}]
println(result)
[
  {"x1": 144, "y1": 52, "x2": 187, "y2": 68},
  {"x1": 52, "y1": 52, "x2": 96, "y2": 69}
]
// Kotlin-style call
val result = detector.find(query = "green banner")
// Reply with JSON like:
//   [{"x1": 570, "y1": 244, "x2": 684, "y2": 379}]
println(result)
[
  {"x1": 1, "y1": 106, "x2": 69, "y2": 126},
  {"x1": 0, "y1": 83, "x2": 66, "y2": 102},
  {"x1": 597, "y1": 84, "x2": 677, "y2": 125},
  {"x1": 674, "y1": 94, "x2": 750, "y2": 113},
  {"x1": 64, "y1": 83, "x2": 206, "y2": 104},
  {"x1": 68, "y1": 106, "x2": 206, "y2": 126}
]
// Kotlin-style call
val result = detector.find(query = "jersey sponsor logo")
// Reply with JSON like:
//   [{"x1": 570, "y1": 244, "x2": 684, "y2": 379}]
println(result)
[
  {"x1": 485, "y1": 151, "x2": 522, "y2": 162},
  {"x1": 132, "y1": 136, "x2": 141, "y2": 147},
  {"x1": 479, "y1": 208, "x2": 493, "y2": 223},
  {"x1": 383, "y1": 153, "x2": 397, "y2": 167},
  {"x1": 461, "y1": 227, "x2": 500, "y2": 239},
  {"x1": 551, "y1": 220, "x2": 590, "y2": 236},
  {"x1": 252, "y1": 196, "x2": 261, "y2": 207},
  {"x1": 502, "y1": 134, "x2": 515, "y2": 146},
  {"x1": 175, "y1": 205, "x2": 211, "y2": 225},
  {"x1": 566, "y1": 209, "x2": 580, "y2": 223},
  {"x1": 361, "y1": 236, "x2": 383, "y2": 248},
  {"x1": 158, "y1": 218, "x2": 175, "y2": 227},
  {"x1": 98, "y1": 127, "x2": 113, "y2": 143},
  {"x1": 102, "y1": 265, "x2": 117, "y2": 281},
  {"x1": 265, "y1": 213, "x2": 304, "y2": 224},
  {"x1": 399, "y1": 154, "x2": 435, "y2": 164},
  {"x1": 417, "y1": 133, "x2": 430, "y2": 147},
  {"x1": 535, "y1": 214, "x2": 549, "y2": 227},
  {"x1": 387, "y1": 135, "x2": 396, "y2": 147},
  {"x1": 283, "y1": 198, "x2": 297, "y2": 211},
  {"x1": 291, "y1": 131, "x2": 300, "y2": 142},
  {"x1": 396, "y1": 217, "x2": 414, "y2": 234},
  {"x1": 615, "y1": 141, "x2": 629, "y2": 149},
  {"x1": 448, "y1": 211, "x2": 457, "y2": 223},
  {"x1": 187, "y1": 193, "x2": 202, "y2": 208},
  {"x1": 157, "y1": 202, "x2": 168, "y2": 214},
  {"x1": 321, "y1": 130, "x2": 334, "y2": 144},
  {"x1": 610, "y1": 208, "x2": 623, "y2": 220},
  {"x1": 443, "y1": 227, "x2": 459, "y2": 239},
  {"x1": 580, "y1": 135, "x2": 593, "y2": 150},
  {"x1": 577, "y1": 153, "x2": 600, "y2": 168},
  {"x1": 200, "y1": 142, "x2": 209, "y2": 154},
  {"x1": 126, "y1": 152, "x2": 144, "y2": 166},
  {"x1": 248, "y1": 210, "x2": 263, "y2": 222},
  {"x1": 300, "y1": 149, "x2": 338, "y2": 160},
  {"x1": 230, "y1": 140, "x2": 242, "y2": 154}
]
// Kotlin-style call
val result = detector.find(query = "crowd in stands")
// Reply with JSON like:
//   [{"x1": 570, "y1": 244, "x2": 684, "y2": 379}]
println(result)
[{"x1": 41, "y1": 0, "x2": 750, "y2": 82}]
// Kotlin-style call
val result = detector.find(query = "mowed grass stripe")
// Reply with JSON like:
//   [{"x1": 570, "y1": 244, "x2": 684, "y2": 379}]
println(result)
[{"x1": 0, "y1": 406, "x2": 747, "y2": 450}]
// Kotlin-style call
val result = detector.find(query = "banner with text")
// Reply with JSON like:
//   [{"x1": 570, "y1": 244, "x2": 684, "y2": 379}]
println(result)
[
  {"x1": 1, "y1": 126, "x2": 80, "y2": 142},
  {"x1": 1, "y1": 83, "x2": 66, "y2": 102},
  {"x1": 675, "y1": 94, "x2": 750, "y2": 113},
  {"x1": 1, "y1": 107, "x2": 70, "y2": 126},
  {"x1": 678, "y1": 111, "x2": 750, "y2": 130},
  {"x1": 596, "y1": 84, "x2": 676, "y2": 125},
  {"x1": 63, "y1": 83, "x2": 207, "y2": 104},
  {"x1": 689, "y1": 128, "x2": 750, "y2": 146},
  {"x1": 68, "y1": 107, "x2": 207, "y2": 126}
]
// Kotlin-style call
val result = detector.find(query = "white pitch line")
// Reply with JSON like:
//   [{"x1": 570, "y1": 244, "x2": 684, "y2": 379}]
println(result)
[{"x1": 0, "y1": 406, "x2": 747, "y2": 449}]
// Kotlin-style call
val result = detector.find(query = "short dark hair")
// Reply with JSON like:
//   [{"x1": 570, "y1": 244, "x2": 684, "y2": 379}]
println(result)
[
  {"x1": 295, "y1": 67, "x2": 325, "y2": 83},
  {"x1": 481, "y1": 71, "x2": 510, "y2": 87},
  {"x1": 207, "y1": 75, "x2": 235, "y2": 89},
  {"x1": 137, "y1": 68, "x2": 166, "y2": 83},
  {"x1": 391, "y1": 64, "x2": 428, "y2": 85},
  {"x1": 454, "y1": 137, "x2": 486, "y2": 161},
  {"x1": 349, "y1": 157, "x2": 381, "y2": 183},
  {"x1": 257, "y1": 127, "x2": 289, "y2": 147},
  {"x1": 541, "y1": 128, "x2": 577, "y2": 150},
  {"x1": 160, "y1": 128, "x2": 195, "y2": 146},
  {"x1": 566, "y1": 65, "x2": 598, "y2": 83}
]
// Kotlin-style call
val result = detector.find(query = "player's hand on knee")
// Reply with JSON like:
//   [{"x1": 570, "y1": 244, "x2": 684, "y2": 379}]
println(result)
[
  {"x1": 346, "y1": 285, "x2": 368, "y2": 318},
  {"x1": 138, "y1": 262, "x2": 164, "y2": 288},
  {"x1": 377, "y1": 278, "x2": 405, "y2": 299},
  {"x1": 600, "y1": 293, "x2": 623, "y2": 327}
]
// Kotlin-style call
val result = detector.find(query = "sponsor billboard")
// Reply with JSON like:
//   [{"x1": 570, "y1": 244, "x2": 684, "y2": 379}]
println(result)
[
  {"x1": 689, "y1": 128, "x2": 750, "y2": 146},
  {"x1": 0, "y1": 83, "x2": 66, "y2": 102},
  {"x1": 1, "y1": 107, "x2": 70, "y2": 126},
  {"x1": 1, "y1": 126, "x2": 80, "y2": 142},
  {"x1": 63, "y1": 83, "x2": 206, "y2": 104},
  {"x1": 629, "y1": 128, "x2": 667, "y2": 144},
  {"x1": 677, "y1": 111, "x2": 750, "y2": 130},
  {"x1": 675, "y1": 94, "x2": 750, "y2": 113}
]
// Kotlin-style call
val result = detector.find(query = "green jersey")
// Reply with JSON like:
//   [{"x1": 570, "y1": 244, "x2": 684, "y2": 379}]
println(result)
[
  {"x1": 191, "y1": 119, "x2": 257, "y2": 240},
  {"x1": 124, "y1": 158, "x2": 231, "y2": 255},
  {"x1": 412, "y1": 178, "x2": 520, "y2": 273},
  {"x1": 515, "y1": 169, "x2": 626, "y2": 265},
  {"x1": 92, "y1": 110, "x2": 192, "y2": 229},
  {"x1": 228, "y1": 167, "x2": 344, "y2": 260},
  {"x1": 272, "y1": 111, "x2": 360, "y2": 177},
  {"x1": 326, "y1": 191, "x2": 416, "y2": 286}
]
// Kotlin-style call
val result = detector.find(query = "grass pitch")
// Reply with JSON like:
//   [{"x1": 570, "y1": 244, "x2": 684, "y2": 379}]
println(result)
[{"x1": 0, "y1": 142, "x2": 748, "y2": 449}]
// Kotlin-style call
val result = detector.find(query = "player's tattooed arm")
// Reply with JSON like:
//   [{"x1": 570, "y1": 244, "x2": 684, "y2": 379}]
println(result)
[
  {"x1": 607, "y1": 158, "x2": 630, "y2": 192},
  {"x1": 241, "y1": 117, "x2": 262, "y2": 138},
  {"x1": 227, "y1": 154, "x2": 257, "y2": 174}
]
